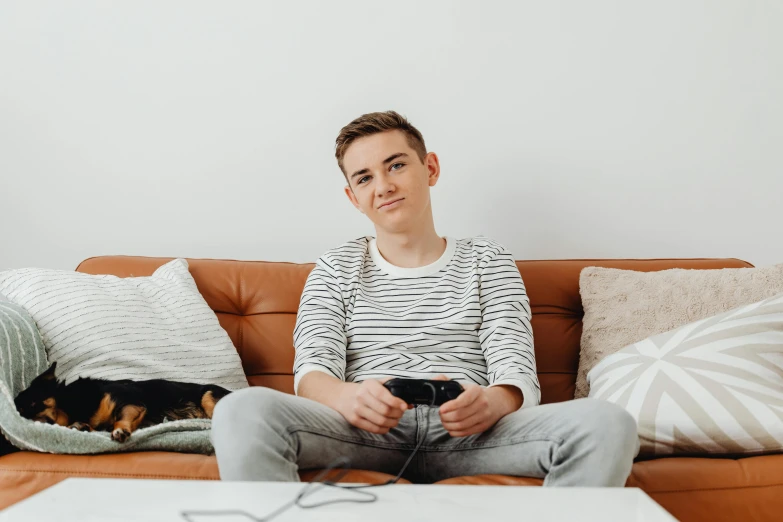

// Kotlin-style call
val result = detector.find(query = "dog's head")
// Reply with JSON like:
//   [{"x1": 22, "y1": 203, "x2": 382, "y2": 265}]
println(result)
[{"x1": 14, "y1": 363, "x2": 69, "y2": 426}]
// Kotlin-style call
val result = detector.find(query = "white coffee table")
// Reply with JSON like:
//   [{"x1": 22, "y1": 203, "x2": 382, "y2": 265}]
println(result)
[{"x1": 0, "y1": 478, "x2": 677, "y2": 521}]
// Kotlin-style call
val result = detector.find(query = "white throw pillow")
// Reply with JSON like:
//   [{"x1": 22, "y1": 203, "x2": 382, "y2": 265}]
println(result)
[
  {"x1": 0, "y1": 259, "x2": 248, "y2": 390},
  {"x1": 587, "y1": 292, "x2": 783, "y2": 457}
]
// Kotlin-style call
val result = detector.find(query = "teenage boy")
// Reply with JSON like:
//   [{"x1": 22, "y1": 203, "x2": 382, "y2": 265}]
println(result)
[{"x1": 212, "y1": 111, "x2": 639, "y2": 486}]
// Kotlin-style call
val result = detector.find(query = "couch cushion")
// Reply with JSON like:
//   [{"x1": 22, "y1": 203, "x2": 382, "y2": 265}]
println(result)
[
  {"x1": 629, "y1": 455, "x2": 783, "y2": 522},
  {"x1": 76, "y1": 256, "x2": 753, "y2": 405},
  {"x1": 628, "y1": 454, "x2": 783, "y2": 492},
  {"x1": 433, "y1": 455, "x2": 783, "y2": 522},
  {"x1": 433, "y1": 454, "x2": 783, "y2": 489},
  {"x1": 434, "y1": 474, "x2": 543, "y2": 486},
  {"x1": 0, "y1": 451, "x2": 407, "y2": 510}
]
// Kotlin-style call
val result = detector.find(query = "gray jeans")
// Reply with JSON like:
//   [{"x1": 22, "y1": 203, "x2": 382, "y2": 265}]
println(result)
[{"x1": 211, "y1": 387, "x2": 640, "y2": 487}]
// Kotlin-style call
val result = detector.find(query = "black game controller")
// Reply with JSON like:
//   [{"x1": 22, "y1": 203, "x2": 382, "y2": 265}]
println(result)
[{"x1": 383, "y1": 378, "x2": 464, "y2": 406}]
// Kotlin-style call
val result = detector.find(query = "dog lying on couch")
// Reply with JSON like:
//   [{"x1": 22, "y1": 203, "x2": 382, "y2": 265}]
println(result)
[{"x1": 14, "y1": 363, "x2": 231, "y2": 442}]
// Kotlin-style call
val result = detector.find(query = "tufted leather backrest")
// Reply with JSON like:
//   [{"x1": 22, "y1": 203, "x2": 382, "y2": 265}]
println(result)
[{"x1": 76, "y1": 256, "x2": 752, "y2": 403}]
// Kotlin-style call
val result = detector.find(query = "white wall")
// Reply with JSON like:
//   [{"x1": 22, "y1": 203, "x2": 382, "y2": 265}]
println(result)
[{"x1": 1, "y1": 0, "x2": 781, "y2": 271}]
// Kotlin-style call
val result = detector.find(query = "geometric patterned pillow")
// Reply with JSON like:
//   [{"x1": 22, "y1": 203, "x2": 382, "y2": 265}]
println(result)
[{"x1": 587, "y1": 292, "x2": 783, "y2": 457}]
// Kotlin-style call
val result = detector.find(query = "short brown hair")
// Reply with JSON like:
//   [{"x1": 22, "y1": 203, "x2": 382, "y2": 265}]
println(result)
[{"x1": 335, "y1": 111, "x2": 427, "y2": 177}]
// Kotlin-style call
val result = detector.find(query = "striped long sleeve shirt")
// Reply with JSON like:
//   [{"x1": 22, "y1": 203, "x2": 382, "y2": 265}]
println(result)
[{"x1": 293, "y1": 236, "x2": 540, "y2": 409}]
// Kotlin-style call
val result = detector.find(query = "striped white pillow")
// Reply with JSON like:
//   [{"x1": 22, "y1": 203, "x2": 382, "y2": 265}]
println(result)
[
  {"x1": 0, "y1": 259, "x2": 248, "y2": 390},
  {"x1": 588, "y1": 292, "x2": 783, "y2": 457}
]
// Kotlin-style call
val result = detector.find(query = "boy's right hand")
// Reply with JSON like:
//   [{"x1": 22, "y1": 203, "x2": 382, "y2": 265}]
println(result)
[{"x1": 337, "y1": 378, "x2": 411, "y2": 434}]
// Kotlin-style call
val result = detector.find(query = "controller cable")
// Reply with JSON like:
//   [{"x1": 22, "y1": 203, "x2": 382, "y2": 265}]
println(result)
[{"x1": 181, "y1": 382, "x2": 437, "y2": 521}]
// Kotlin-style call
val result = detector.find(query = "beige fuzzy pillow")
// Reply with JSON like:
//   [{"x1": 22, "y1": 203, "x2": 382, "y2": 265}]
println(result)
[{"x1": 575, "y1": 263, "x2": 783, "y2": 399}]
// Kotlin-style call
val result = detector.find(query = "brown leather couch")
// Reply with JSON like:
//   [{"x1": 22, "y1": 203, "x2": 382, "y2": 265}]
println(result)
[{"x1": 2, "y1": 255, "x2": 781, "y2": 521}]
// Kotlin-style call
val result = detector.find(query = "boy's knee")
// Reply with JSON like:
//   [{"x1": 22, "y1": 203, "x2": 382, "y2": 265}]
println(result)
[
  {"x1": 578, "y1": 399, "x2": 638, "y2": 455},
  {"x1": 212, "y1": 387, "x2": 285, "y2": 435}
]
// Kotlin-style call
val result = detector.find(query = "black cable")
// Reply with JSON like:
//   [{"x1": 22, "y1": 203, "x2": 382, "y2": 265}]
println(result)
[{"x1": 181, "y1": 382, "x2": 437, "y2": 522}]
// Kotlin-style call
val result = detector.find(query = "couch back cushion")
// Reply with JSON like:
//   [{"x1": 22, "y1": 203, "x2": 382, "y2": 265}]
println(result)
[{"x1": 76, "y1": 256, "x2": 752, "y2": 403}]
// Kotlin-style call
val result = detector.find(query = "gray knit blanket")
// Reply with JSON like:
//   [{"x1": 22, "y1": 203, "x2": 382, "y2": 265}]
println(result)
[{"x1": 0, "y1": 299, "x2": 215, "y2": 455}]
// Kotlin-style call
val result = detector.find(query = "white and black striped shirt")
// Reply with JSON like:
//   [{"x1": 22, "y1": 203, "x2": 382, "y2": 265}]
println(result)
[{"x1": 293, "y1": 236, "x2": 540, "y2": 409}]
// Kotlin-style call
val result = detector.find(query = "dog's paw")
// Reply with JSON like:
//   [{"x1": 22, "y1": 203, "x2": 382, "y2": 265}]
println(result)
[
  {"x1": 68, "y1": 422, "x2": 93, "y2": 432},
  {"x1": 111, "y1": 428, "x2": 131, "y2": 442}
]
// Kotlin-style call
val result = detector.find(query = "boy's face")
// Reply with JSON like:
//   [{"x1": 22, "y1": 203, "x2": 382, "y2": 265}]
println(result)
[{"x1": 342, "y1": 130, "x2": 440, "y2": 234}]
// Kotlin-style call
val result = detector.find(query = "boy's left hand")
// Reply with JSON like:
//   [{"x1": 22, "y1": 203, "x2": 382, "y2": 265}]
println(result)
[{"x1": 434, "y1": 375, "x2": 522, "y2": 437}]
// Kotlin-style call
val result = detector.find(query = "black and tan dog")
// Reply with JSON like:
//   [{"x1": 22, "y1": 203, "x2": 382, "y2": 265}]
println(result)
[{"x1": 14, "y1": 363, "x2": 231, "y2": 442}]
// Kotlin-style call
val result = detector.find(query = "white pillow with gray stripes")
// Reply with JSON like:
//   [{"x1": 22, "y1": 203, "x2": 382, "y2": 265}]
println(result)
[
  {"x1": 588, "y1": 292, "x2": 783, "y2": 457},
  {"x1": 0, "y1": 259, "x2": 248, "y2": 391}
]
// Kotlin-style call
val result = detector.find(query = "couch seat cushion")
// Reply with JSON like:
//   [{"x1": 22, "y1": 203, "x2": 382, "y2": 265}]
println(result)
[
  {"x1": 628, "y1": 455, "x2": 783, "y2": 491},
  {"x1": 0, "y1": 451, "x2": 407, "y2": 510},
  {"x1": 629, "y1": 455, "x2": 783, "y2": 522},
  {"x1": 434, "y1": 475, "x2": 543, "y2": 486},
  {"x1": 435, "y1": 456, "x2": 783, "y2": 522},
  {"x1": 433, "y1": 455, "x2": 783, "y2": 489}
]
